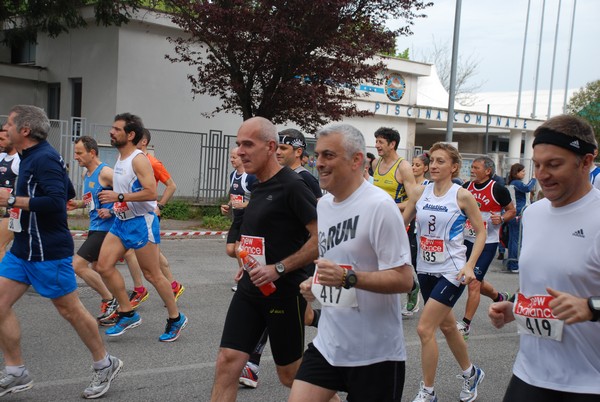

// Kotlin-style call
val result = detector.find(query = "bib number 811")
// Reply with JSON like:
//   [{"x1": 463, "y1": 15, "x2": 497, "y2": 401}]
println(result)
[{"x1": 525, "y1": 317, "x2": 551, "y2": 337}]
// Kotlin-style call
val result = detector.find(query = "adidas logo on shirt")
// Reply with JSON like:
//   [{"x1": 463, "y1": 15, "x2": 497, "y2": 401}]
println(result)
[
  {"x1": 570, "y1": 140, "x2": 580, "y2": 149},
  {"x1": 572, "y1": 229, "x2": 585, "y2": 238}
]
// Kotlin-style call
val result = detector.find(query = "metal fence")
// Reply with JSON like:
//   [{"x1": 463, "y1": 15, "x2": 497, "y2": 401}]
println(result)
[
  {"x1": 0, "y1": 116, "x2": 236, "y2": 204},
  {"x1": 81, "y1": 124, "x2": 236, "y2": 204}
]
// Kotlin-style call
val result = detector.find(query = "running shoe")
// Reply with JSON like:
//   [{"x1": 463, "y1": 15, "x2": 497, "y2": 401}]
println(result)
[
  {"x1": 239, "y1": 363, "x2": 259, "y2": 389},
  {"x1": 105, "y1": 312, "x2": 142, "y2": 337},
  {"x1": 129, "y1": 289, "x2": 149, "y2": 310},
  {"x1": 412, "y1": 381, "x2": 437, "y2": 402},
  {"x1": 173, "y1": 282, "x2": 185, "y2": 301},
  {"x1": 403, "y1": 284, "x2": 421, "y2": 317},
  {"x1": 97, "y1": 298, "x2": 118, "y2": 322},
  {"x1": 0, "y1": 370, "x2": 33, "y2": 397},
  {"x1": 98, "y1": 311, "x2": 119, "y2": 327},
  {"x1": 159, "y1": 313, "x2": 188, "y2": 342},
  {"x1": 458, "y1": 365, "x2": 485, "y2": 402},
  {"x1": 82, "y1": 355, "x2": 123, "y2": 399},
  {"x1": 457, "y1": 320, "x2": 470, "y2": 340},
  {"x1": 498, "y1": 291, "x2": 511, "y2": 302}
]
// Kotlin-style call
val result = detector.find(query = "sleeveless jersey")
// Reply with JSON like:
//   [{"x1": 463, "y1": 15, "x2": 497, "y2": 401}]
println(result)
[
  {"x1": 83, "y1": 163, "x2": 115, "y2": 231},
  {"x1": 464, "y1": 180, "x2": 502, "y2": 243},
  {"x1": 415, "y1": 183, "x2": 467, "y2": 274},
  {"x1": 0, "y1": 153, "x2": 19, "y2": 190},
  {"x1": 373, "y1": 157, "x2": 407, "y2": 203},
  {"x1": 113, "y1": 149, "x2": 156, "y2": 218},
  {"x1": 229, "y1": 171, "x2": 255, "y2": 219}
]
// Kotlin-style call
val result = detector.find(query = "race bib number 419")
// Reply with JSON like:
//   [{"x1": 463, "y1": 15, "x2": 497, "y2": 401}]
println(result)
[{"x1": 513, "y1": 293, "x2": 564, "y2": 342}]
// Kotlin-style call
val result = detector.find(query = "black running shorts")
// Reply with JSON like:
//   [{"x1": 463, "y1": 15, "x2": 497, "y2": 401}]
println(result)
[
  {"x1": 76, "y1": 230, "x2": 108, "y2": 262},
  {"x1": 295, "y1": 343, "x2": 405, "y2": 402},
  {"x1": 220, "y1": 290, "x2": 306, "y2": 366}
]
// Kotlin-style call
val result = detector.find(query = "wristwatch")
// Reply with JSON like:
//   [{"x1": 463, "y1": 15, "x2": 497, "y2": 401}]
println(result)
[
  {"x1": 157, "y1": 203, "x2": 165, "y2": 210},
  {"x1": 7, "y1": 196, "x2": 15, "y2": 208},
  {"x1": 117, "y1": 193, "x2": 125, "y2": 202},
  {"x1": 275, "y1": 261, "x2": 286, "y2": 276},
  {"x1": 588, "y1": 297, "x2": 600, "y2": 322},
  {"x1": 343, "y1": 269, "x2": 358, "y2": 289}
]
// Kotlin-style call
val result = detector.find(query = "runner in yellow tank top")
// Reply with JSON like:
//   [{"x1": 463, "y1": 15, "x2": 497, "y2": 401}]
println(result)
[
  {"x1": 373, "y1": 157, "x2": 407, "y2": 202},
  {"x1": 372, "y1": 127, "x2": 415, "y2": 211},
  {"x1": 372, "y1": 127, "x2": 420, "y2": 318}
]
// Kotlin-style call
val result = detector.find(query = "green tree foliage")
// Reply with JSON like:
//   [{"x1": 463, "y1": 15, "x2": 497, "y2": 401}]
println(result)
[
  {"x1": 166, "y1": 0, "x2": 432, "y2": 133},
  {"x1": 0, "y1": 0, "x2": 147, "y2": 46},
  {"x1": 567, "y1": 80, "x2": 600, "y2": 144}
]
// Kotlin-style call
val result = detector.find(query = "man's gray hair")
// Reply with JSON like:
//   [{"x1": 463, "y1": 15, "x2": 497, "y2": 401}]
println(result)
[
  {"x1": 316, "y1": 124, "x2": 366, "y2": 167},
  {"x1": 473, "y1": 155, "x2": 495, "y2": 177},
  {"x1": 9, "y1": 105, "x2": 50, "y2": 141}
]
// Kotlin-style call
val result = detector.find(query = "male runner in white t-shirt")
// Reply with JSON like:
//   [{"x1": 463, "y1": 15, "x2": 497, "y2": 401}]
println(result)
[
  {"x1": 289, "y1": 124, "x2": 414, "y2": 402},
  {"x1": 489, "y1": 114, "x2": 600, "y2": 401}
]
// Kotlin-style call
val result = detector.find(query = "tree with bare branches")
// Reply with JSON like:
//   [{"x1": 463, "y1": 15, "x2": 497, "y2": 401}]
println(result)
[{"x1": 414, "y1": 39, "x2": 484, "y2": 106}]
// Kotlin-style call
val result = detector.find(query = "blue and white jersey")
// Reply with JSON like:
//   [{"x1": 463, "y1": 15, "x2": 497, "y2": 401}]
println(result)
[
  {"x1": 590, "y1": 165, "x2": 600, "y2": 190},
  {"x1": 415, "y1": 183, "x2": 467, "y2": 274},
  {"x1": 112, "y1": 149, "x2": 156, "y2": 220},
  {"x1": 83, "y1": 162, "x2": 114, "y2": 231}
]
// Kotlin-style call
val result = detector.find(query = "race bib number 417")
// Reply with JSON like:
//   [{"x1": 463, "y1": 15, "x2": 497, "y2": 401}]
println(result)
[
  {"x1": 311, "y1": 264, "x2": 358, "y2": 308},
  {"x1": 513, "y1": 293, "x2": 564, "y2": 342}
]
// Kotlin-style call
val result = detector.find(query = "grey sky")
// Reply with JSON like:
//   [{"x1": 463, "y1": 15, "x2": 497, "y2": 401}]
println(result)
[{"x1": 391, "y1": 0, "x2": 599, "y2": 93}]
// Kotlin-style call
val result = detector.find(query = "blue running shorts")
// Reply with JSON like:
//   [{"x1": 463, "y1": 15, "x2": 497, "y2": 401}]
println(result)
[
  {"x1": 418, "y1": 273, "x2": 466, "y2": 308},
  {"x1": 109, "y1": 213, "x2": 160, "y2": 249},
  {"x1": 0, "y1": 251, "x2": 76, "y2": 299}
]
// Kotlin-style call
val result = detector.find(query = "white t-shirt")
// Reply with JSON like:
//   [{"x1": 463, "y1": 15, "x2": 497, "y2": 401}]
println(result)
[
  {"x1": 513, "y1": 189, "x2": 600, "y2": 394},
  {"x1": 312, "y1": 181, "x2": 412, "y2": 367}
]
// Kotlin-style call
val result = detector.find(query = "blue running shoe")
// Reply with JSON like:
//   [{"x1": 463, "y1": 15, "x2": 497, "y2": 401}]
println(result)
[
  {"x1": 159, "y1": 313, "x2": 188, "y2": 342},
  {"x1": 458, "y1": 365, "x2": 485, "y2": 401},
  {"x1": 105, "y1": 312, "x2": 142, "y2": 337}
]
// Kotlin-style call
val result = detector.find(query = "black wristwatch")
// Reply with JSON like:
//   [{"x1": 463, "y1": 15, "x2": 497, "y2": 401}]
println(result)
[
  {"x1": 6, "y1": 196, "x2": 15, "y2": 208},
  {"x1": 275, "y1": 261, "x2": 286, "y2": 276},
  {"x1": 343, "y1": 269, "x2": 357, "y2": 289},
  {"x1": 157, "y1": 203, "x2": 165, "y2": 210},
  {"x1": 588, "y1": 297, "x2": 600, "y2": 322},
  {"x1": 117, "y1": 193, "x2": 125, "y2": 202}
]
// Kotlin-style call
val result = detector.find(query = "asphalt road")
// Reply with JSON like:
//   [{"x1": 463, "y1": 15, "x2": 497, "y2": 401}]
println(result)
[{"x1": 3, "y1": 236, "x2": 521, "y2": 401}]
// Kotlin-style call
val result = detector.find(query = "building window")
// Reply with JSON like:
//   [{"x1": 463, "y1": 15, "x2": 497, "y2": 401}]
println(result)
[
  {"x1": 11, "y1": 40, "x2": 36, "y2": 64},
  {"x1": 47, "y1": 83, "x2": 61, "y2": 120}
]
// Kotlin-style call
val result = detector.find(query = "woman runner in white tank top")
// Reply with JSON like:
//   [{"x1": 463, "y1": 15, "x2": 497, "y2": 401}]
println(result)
[{"x1": 403, "y1": 142, "x2": 487, "y2": 402}]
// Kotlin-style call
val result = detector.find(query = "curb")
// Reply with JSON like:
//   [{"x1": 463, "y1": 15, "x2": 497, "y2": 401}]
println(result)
[{"x1": 71, "y1": 230, "x2": 228, "y2": 238}]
